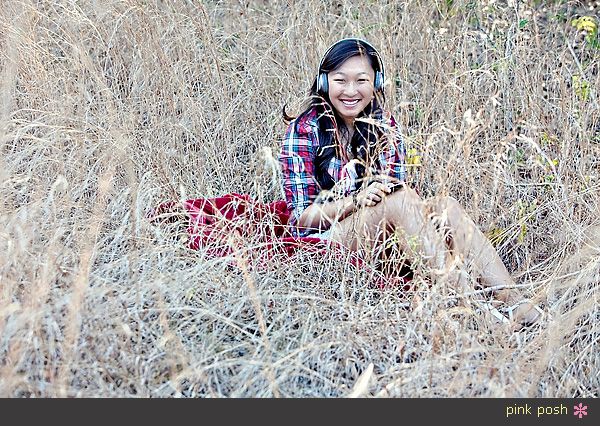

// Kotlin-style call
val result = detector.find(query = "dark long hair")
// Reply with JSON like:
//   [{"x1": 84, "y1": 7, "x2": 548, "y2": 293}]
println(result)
[{"x1": 283, "y1": 39, "x2": 388, "y2": 191}]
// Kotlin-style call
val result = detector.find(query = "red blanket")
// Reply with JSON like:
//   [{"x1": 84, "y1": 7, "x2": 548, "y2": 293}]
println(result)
[
  {"x1": 148, "y1": 193, "x2": 411, "y2": 289},
  {"x1": 148, "y1": 193, "x2": 327, "y2": 256}
]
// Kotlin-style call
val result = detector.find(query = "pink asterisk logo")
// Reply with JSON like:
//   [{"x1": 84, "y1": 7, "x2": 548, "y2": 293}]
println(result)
[{"x1": 574, "y1": 403, "x2": 588, "y2": 419}]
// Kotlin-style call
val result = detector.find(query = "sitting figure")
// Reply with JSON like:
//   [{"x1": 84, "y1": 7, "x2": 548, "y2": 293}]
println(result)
[{"x1": 279, "y1": 38, "x2": 542, "y2": 329}]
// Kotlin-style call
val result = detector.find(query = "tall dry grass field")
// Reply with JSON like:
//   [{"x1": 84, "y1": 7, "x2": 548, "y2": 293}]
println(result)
[{"x1": 0, "y1": 0, "x2": 598, "y2": 397}]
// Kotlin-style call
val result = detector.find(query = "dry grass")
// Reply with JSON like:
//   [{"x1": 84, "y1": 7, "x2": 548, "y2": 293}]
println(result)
[{"x1": 1, "y1": 0, "x2": 599, "y2": 397}]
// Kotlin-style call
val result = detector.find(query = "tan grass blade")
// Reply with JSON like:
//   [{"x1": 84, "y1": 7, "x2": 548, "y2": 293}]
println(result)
[{"x1": 347, "y1": 363, "x2": 374, "y2": 398}]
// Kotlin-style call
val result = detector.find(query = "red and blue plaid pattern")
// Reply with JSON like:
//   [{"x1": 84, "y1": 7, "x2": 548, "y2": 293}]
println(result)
[{"x1": 279, "y1": 107, "x2": 406, "y2": 236}]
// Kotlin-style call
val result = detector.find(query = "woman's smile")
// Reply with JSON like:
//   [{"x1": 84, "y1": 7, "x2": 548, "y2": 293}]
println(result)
[{"x1": 341, "y1": 99, "x2": 361, "y2": 107}]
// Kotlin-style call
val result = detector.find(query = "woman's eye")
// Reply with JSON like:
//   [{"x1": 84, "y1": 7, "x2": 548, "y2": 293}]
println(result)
[{"x1": 334, "y1": 79, "x2": 345, "y2": 83}]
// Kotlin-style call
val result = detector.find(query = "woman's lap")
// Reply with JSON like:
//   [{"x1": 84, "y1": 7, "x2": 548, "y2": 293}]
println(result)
[
  {"x1": 327, "y1": 188, "x2": 450, "y2": 254},
  {"x1": 328, "y1": 202, "x2": 389, "y2": 252}
]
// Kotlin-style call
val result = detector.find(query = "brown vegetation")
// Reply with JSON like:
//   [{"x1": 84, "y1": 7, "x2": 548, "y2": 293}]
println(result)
[{"x1": 0, "y1": 0, "x2": 598, "y2": 397}]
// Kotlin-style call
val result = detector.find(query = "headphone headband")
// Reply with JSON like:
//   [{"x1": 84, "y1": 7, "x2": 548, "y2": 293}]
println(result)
[
  {"x1": 318, "y1": 38, "x2": 385, "y2": 77},
  {"x1": 316, "y1": 38, "x2": 385, "y2": 94}
]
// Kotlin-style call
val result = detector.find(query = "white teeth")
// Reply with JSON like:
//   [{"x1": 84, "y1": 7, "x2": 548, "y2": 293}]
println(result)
[{"x1": 342, "y1": 100, "x2": 360, "y2": 106}]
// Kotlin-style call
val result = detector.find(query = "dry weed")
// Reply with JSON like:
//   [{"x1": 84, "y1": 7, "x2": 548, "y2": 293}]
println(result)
[{"x1": 0, "y1": 0, "x2": 598, "y2": 397}]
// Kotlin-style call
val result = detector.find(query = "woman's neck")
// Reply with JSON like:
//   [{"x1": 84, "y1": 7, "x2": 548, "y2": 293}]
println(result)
[
  {"x1": 341, "y1": 122, "x2": 354, "y2": 141},
  {"x1": 338, "y1": 127, "x2": 353, "y2": 147},
  {"x1": 343, "y1": 119, "x2": 354, "y2": 132}
]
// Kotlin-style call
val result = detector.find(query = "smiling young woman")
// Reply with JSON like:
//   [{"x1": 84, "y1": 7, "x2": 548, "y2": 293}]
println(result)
[
  {"x1": 327, "y1": 55, "x2": 376, "y2": 128},
  {"x1": 279, "y1": 38, "x2": 543, "y2": 329}
]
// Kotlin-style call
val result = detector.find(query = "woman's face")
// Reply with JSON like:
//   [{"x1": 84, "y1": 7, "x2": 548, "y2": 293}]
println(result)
[{"x1": 327, "y1": 54, "x2": 376, "y2": 126}]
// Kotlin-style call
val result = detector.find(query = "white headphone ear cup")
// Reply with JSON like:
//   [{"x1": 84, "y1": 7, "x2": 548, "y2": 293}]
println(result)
[
  {"x1": 318, "y1": 73, "x2": 328, "y2": 94},
  {"x1": 374, "y1": 71, "x2": 383, "y2": 91}
]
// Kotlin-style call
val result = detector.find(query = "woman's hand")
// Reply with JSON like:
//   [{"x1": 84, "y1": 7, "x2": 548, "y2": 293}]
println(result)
[{"x1": 354, "y1": 181, "x2": 392, "y2": 208}]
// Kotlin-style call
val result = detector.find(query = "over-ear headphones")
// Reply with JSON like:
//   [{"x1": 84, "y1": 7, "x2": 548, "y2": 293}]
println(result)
[{"x1": 316, "y1": 38, "x2": 385, "y2": 95}]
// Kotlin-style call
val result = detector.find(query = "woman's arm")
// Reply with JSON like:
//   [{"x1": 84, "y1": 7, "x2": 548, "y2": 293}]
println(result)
[
  {"x1": 297, "y1": 195, "x2": 355, "y2": 231},
  {"x1": 279, "y1": 119, "x2": 320, "y2": 233},
  {"x1": 298, "y1": 181, "x2": 393, "y2": 231}
]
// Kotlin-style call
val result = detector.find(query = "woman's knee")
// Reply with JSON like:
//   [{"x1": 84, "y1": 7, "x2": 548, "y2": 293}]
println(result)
[
  {"x1": 428, "y1": 195, "x2": 459, "y2": 212},
  {"x1": 377, "y1": 187, "x2": 425, "y2": 225},
  {"x1": 428, "y1": 195, "x2": 467, "y2": 227},
  {"x1": 386, "y1": 186, "x2": 423, "y2": 211}
]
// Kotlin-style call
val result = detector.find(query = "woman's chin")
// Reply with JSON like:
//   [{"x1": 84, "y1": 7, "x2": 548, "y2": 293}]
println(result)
[{"x1": 337, "y1": 111, "x2": 360, "y2": 123}]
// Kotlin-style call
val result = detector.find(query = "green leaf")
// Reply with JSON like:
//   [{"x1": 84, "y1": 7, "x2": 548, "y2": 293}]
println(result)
[
  {"x1": 518, "y1": 223, "x2": 527, "y2": 244},
  {"x1": 519, "y1": 19, "x2": 529, "y2": 29}
]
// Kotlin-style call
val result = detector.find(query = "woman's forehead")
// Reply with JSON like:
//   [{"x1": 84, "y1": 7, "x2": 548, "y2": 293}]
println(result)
[{"x1": 331, "y1": 55, "x2": 374, "y2": 75}]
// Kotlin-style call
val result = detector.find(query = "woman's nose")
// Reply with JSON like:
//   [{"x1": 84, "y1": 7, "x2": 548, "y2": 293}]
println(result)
[{"x1": 343, "y1": 82, "x2": 358, "y2": 95}]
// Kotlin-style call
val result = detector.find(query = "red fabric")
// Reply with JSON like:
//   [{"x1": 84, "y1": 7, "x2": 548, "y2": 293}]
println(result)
[
  {"x1": 148, "y1": 193, "x2": 327, "y2": 257},
  {"x1": 148, "y1": 193, "x2": 412, "y2": 289}
]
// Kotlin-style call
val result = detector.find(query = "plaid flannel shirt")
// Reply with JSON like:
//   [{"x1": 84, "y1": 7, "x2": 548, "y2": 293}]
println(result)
[{"x1": 279, "y1": 107, "x2": 406, "y2": 237}]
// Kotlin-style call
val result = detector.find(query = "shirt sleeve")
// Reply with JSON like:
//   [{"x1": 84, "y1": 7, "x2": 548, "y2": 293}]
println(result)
[
  {"x1": 382, "y1": 114, "x2": 406, "y2": 182},
  {"x1": 279, "y1": 120, "x2": 320, "y2": 227}
]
